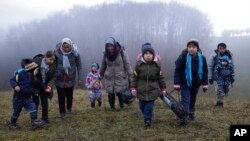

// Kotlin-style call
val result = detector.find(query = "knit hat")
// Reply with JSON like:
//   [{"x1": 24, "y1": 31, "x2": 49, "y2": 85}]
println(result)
[
  {"x1": 142, "y1": 43, "x2": 155, "y2": 57},
  {"x1": 187, "y1": 38, "x2": 199, "y2": 48},
  {"x1": 217, "y1": 42, "x2": 227, "y2": 49},
  {"x1": 21, "y1": 58, "x2": 38, "y2": 71},
  {"x1": 91, "y1": 63, "x2": 99, "y2": 70},
  {"x1": 219, "y1": 56, "x2": 230, "y2": 63}
]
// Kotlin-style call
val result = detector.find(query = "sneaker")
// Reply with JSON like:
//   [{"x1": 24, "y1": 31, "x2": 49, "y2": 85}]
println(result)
[
  {"x1": 9, "y1": 123, "x2": 21, "y2": 130},
  {"x1": 59, "y1": 113, "x2": 65, "y2": 118},
  {"x1": 31, "y1": 120, "x2": 45, "y2": 130},
  {"x1": 66, "y1": 109, "x2": 72, "y2": 114},
  {"x1": 144, "y1": 121, "x2": 152, "y2": 129}
]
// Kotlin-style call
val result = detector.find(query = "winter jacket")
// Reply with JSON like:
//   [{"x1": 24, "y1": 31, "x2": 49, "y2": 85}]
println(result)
[
  {"x1": 100, "y1": 48, "x2": 133, "y2": 94},
  {"x1": 55, "y1": 43, "x2": 83, "y2": 88},
  {"x1": 174, "y1": 51, "x2": 208, "y2": 87},
  {"x1": 10, "y1": 69, "x2": 36, "y2": 99},
  {"x1": 208, "y1": 49, "x2": 234, "y2": 80},
  {"x1": 131, "y1": 59, "x2": 166, "y2": 101},
  {"x1": 85, "y1": 71, "x2": 102, "y2": 93},
  {"x1": 215, "y1": 63, "x2": 234, "y2": 86}
]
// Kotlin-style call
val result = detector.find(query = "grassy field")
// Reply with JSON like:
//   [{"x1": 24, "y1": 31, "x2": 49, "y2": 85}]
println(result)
[{"x1": 0, "y1": 89, "x2": 250, "y2": 141}]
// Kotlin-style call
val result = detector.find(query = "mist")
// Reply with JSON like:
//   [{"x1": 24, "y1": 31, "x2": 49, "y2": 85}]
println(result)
[{"x1": 0, "y1": 1, "x2": 249, "y2": 99}]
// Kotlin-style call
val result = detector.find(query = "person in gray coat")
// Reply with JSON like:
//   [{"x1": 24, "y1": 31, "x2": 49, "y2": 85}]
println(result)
[
  {"x1": 100, "y1": 37, "x2": 133, "y2": 111},
  {"x1": 55, "y1": 38, "x2": 83, "y2": 118}
]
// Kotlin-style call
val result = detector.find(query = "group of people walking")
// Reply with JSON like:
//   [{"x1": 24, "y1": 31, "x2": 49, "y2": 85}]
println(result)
[{"x1": 8, "y1": 37, "x2": 235, "y2": 130}]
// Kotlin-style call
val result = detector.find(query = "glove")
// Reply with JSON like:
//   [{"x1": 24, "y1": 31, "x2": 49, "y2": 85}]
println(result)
[
  {"x1": 174, "y1": 85, "x2": 180, "y2": 91},
  {"x1": 230, "y1": 78, "x2": 235, "y2": 85},
  {"x1": 160, "y1": 88, "x2": 167, "y2": 96},
  {"x1": 202, "y1": 85, "x2": 208, "y2": 93},
  {"x1": 209, "y1": 79, "x2": 214, "y2": 85},
  {"x1": 45, "y1": 86, "x2": 52, "y2": 93},
  {"x1": 130, "y1": 88, "x2": 137, "y2": 97}
]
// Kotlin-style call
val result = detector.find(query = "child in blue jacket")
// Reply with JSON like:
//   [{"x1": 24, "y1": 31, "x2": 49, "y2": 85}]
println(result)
[{"x1": 9, "y1": 58, "x2": 44, "y2": 130}]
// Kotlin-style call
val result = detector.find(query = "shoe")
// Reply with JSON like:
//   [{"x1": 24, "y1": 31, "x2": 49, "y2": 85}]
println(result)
[
  {"x1": 9, "y1": 123, "x2": 21, "y2": 130},
  {"x1": 42, "y1": 119, "x2": 49, "y2": 124},
  {"x1": 59, "y1": 113, "x2": 65, "y2": 118},
  {"x1": 98, "y1": 101, "x2": 102, "y2": 107},
  {"x1": 216, "y1": 102, "x2": 224, "y2": 107},
  {"x1": 91, "y1": 103, "x2": 95, "y2": 108},
  {"x1": 111, "y1": 107, "x2": 116, "y2": 112},
  {"x1": 144, "y1": 121, "x2": 152, "y2": 129},
  {"x1": 66, "y1": 109, "x2": 72, "y2": 114},
  {"x1": 31, "y1": 120, "x2": 45, "y2": 130},
  {"x1": 188, "y1": 113, "x2": 195, "y2": 121},
  {"x1": 180, "y1": 117, "x2": 188, "y2": 126}
]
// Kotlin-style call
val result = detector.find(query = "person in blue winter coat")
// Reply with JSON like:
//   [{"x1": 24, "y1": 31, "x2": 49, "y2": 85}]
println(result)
[
  {"x1": 85, "y1": 63, "x2": 102, "y2": 108},
  {"x1": 214, "y1": 56, "x2": 234, "y2": 107},
  {"x1": 174, "y1": 39, "x2": 208, "y2": 126},
  {"x1": 9, "y1": 58, "x2": 44, "y2": 130}
]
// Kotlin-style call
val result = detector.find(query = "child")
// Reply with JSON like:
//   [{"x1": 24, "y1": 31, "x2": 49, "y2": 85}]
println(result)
[
  {"x1": 130, "y1": 43, "x2": 167, "y2": 129},
  {"x1": 174, "y1": 39, "x2": 208, "y2": 126},
  {"x1": 214, "y1": 56, "x2": 234, "y2": 107},
  {"x1": 85, "y1": 63, "x2": 102, "y2": 108},
  {"x1": 9, "y1": 58, "x2": 44, "y2": 130}
]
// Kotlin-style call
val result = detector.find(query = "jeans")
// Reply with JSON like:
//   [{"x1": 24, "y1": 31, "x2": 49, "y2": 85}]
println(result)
[
  {"x1": 10, "y1": 95, "x2": 37, "y2": 124},
  {"x1": 180, "y1": 84, "x2": 200, "y2": 116},
  {"x1": 139, "y1": 100, "x2": 155, "y2": 123}
]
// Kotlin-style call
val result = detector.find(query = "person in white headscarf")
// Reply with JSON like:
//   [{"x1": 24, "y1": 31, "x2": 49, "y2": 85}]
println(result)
[{"x1": 55, "y1": 38, "x2": 83, "y2": 118}]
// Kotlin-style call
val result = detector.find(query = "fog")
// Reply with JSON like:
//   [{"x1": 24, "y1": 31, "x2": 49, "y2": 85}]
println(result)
[{"x1": 0, "y1": 1, "x2": 249, "y2": 99}]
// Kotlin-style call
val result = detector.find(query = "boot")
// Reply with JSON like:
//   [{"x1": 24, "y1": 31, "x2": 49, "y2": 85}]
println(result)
[
  {"x1": 216, "y1": 101, "x2": 224, "y2": 107},
  {"x1": 91, "y1": 102, "x2": 95, "y2": 108},
  {"x1": 98, "y1": 101, "x2": 102, "y2": 107},
  {"x1": 180, "y1": 117, "x2": 188, "y2": 126},
  {"x1": 118, "y1": 95, "x2": 124, "y2": 109},
  {"x1": 31, "y1": 120, "x2": 45, "y2": 130},
  {"x1": 108, "y1": 94, "x2": 115, "y2": 111},
  {"x1": 144, "y1": 120, "x2": 152, "y2": 129}
]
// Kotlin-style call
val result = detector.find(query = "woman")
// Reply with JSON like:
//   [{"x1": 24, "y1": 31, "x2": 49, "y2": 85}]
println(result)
[
  {"x1": 55, "y1": 38, "x2": 83, "y2": 118},
  {"x1": 100, "y1": 37, "x2": 133, "y2": 111}
]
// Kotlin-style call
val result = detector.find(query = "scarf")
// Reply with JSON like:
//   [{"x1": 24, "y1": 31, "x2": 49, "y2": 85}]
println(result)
[
  {"x1": 185, "y1": 52, "x2": 203, "y2": 87},
  {"x1": 60, "y1": 38, "x2": 78, "y2": 75},
  {"x1": 40, "y1": 58, "x2": 49, "y2": 83}
]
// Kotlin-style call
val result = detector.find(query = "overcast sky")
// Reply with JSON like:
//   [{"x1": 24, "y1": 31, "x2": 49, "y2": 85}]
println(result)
[{"x1": 1, "y1": 0, "x2": 250, "y2": 35}]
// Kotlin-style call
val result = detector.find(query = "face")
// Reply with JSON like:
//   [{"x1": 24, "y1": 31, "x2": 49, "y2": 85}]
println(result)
[
  {"x1": 91, "y1": 66, "x2": 97, "y2": 72},
  {"x1": 221, "y1": 61, "x2": 228, "y2": 65},
  {"x1": 106, "y1": 44, "x2": 115, "y2": 54},
  {"x1": 218, "y1": 46, "x2": 226, "y2": 54},
  {"x1": 143, "y1": 51, "x2": 154, "y2": 62},
  {"x1": 62, "y1": 43, "x2": 72, "y2": 53},
  {"x1": 45, "y1": 56, "x2": 55, "y2": 65},
  {"x1": 187, "y1": 43, "x2": 198, "y2": 56}
]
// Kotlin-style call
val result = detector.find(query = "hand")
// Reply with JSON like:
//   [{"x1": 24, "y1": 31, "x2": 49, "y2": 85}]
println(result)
[
  {"x1": 130, "y1": 88, "x2": 137, "y2": 97},
  {"x1": 174, "y1": 85, "x2": 180, "y2": 91},
  {"x1": 14, "y1": 86, "x2": 21, "y2": 92},
  {"x1": 202, "y1": 85, "x2": 208, "y2": 93},
  {"x1": 209, "y1": 79, "x2": 214, "y2": 85},
  {"x1": 160, "y1": 88, "x2": 167, "y2": 96},
  {"x1": 45, "y1": 86, "x2": 52, "y2": 93},
  {"x1": 78, "y1": 80, "x2": 83, "y2": 86}
]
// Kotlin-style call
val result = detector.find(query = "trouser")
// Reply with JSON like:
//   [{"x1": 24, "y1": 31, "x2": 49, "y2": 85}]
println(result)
[
  {"x1": 180, "y1": 84, "x2": 200, "y2": 117},
  {"x1": 139, "y1": 100, "x2": 155, "y2": 123},
  {"x1": 89, "y1": 91, "x2": 102, "y2": 107},
  {"x1": 56, "y1": 87, "x2": 74, "y2": 114},
  {"x1": 11, "y1": 96, "x2": 37, "y2": 124},
  {"x1": 108, "y1": 93, "x2": 123, "y2": 109},
  {"x1": 216, "y1": 84, "x2": 229, "y2": 103},
  {"x1": 32, "y1": 90, "x2": 49, "y2": 121}
]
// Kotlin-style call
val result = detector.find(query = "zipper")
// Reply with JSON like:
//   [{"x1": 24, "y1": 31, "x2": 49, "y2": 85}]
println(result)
[{"x1": 146, "y1": 63, "x2": 149, "y2": 100}]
